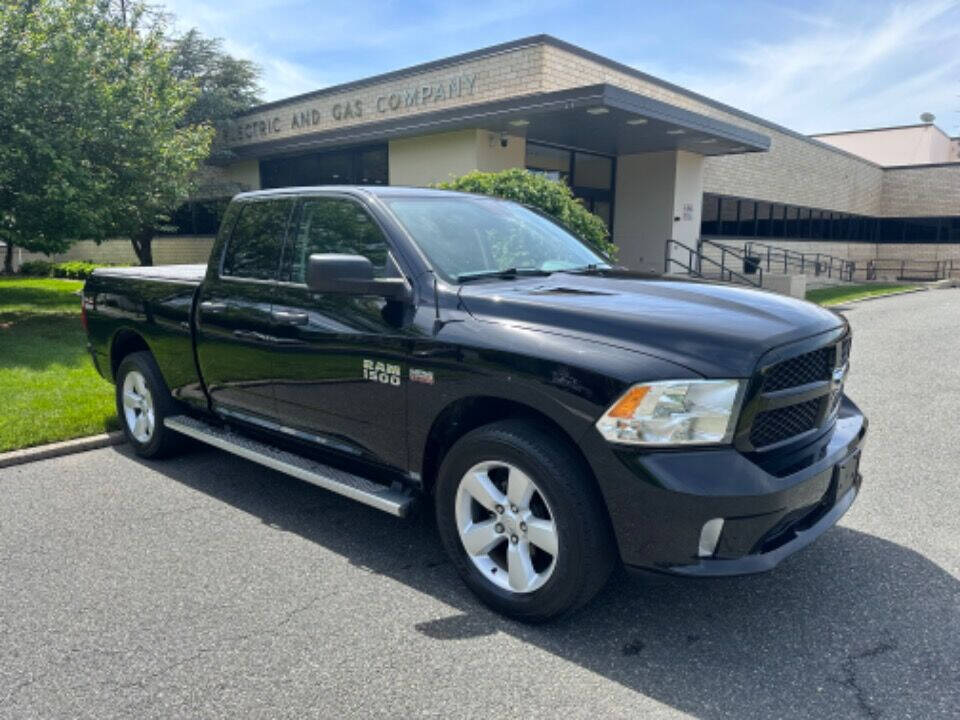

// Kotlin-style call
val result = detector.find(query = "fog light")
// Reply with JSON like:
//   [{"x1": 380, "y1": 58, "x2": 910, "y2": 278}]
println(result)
[{"x1": 698, "y1": 518, "x2": 725, "y2": 558}]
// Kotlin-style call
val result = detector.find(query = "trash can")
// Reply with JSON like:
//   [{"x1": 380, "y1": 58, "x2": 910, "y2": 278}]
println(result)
[{"x1": 743, "y1": 255, "x2": 761, "y2": 275}]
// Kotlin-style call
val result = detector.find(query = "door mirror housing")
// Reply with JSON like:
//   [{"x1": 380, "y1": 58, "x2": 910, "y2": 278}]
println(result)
[{"x1": 306, "y1": 254, "x2": 410, "y2": 301}]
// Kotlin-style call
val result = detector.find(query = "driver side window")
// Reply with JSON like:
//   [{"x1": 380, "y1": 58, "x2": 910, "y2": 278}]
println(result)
[{"x1": 282, "y1": 197, "x2": 389, "y2": 284}]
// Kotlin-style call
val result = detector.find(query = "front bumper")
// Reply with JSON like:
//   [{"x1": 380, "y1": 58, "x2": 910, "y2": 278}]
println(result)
[{"x1": 583, "y1": 395, "x2": 867, "y2": 575}]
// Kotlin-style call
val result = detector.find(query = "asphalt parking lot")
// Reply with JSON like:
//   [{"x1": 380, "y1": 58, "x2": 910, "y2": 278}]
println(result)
[{"x1": 1, "y1": 288, "x2": 958, "y2": 719}]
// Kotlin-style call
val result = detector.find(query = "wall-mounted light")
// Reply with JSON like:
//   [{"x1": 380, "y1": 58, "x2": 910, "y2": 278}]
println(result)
[
  {"x1": 586, "y1": 107, "x2": 609, "y2": 115},
  {"x1": 626, "y1": 118, "x2": 648, "y2": 125},
  {"x1": 666, "y1": 128, "x2": 686, "y2": 135},
  {"x1": 508, "y1": 119, "x2": 530, "y2": 127}
]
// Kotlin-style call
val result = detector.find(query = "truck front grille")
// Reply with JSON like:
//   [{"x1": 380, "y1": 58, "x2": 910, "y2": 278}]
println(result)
[
  {"x1": 762, "y1": 347, "x2": 833, "y2": 391},
  {"x1": 742, "y1": 334, "x2": 851, "y2": 451},
  {"x1": 750, "y1": 399, "x2": 821, "y2": 447}
]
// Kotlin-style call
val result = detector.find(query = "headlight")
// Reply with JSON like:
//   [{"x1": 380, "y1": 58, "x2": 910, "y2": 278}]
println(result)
[{"x1": 595, "y1": 380, "x2": 745, "y2": 446}]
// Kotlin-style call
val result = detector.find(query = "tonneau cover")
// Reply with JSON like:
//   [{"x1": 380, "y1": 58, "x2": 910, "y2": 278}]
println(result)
[{"x1": 92, "y1": 264, "x2": 207, "y2": 283}]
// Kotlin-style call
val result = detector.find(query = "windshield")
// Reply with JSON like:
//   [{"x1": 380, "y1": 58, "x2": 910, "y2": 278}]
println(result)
[{"x1": 381, "y1": 196, "x2": 609, "y2": 283}]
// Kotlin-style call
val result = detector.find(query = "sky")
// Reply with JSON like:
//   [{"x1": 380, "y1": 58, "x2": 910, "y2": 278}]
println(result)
[{"x1": 162, "y1": 0, "x2": 960, "y2": 136}]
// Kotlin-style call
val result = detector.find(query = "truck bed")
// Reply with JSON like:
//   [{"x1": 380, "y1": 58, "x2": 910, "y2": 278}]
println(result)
[{"x1": 84, "y1": 264, "x2": 207, "y2": 408}]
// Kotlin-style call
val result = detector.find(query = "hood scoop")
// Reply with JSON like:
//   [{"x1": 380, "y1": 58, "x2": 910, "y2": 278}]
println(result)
[{"x1": 527, "y1": 286, "x2": 616, "y2": 296}]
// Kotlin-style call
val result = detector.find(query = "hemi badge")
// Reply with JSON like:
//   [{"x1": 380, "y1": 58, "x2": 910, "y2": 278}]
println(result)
[{"x1": 410, "y1": 368, "x2": 434, "y2": 385}]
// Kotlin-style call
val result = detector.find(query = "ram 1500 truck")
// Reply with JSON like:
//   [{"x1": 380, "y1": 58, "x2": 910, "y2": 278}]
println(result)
[{"x1": 82, "y1": 187, "x2": 867, "y2": 622}]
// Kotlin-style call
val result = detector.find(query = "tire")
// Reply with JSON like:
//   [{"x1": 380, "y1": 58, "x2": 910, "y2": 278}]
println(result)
[
  {"x1": 434, "y1": 419, "x2": 616, "y2": 623},
  {"x1": 115, "y1": 351, "x2": 184, "y2": 459}
]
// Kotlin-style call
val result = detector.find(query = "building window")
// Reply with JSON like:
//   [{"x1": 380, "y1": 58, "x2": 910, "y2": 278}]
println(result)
[
  {"x1": 770, "y1": 204, "x2": 785, "y2": 237},
  {"x1": 701, "y1": 194, "x2": 720, "y2": 235},
  {"x1": 260, "y1": 145, "x2": 388, "y2": 189},
  {"x1": 756, "y1": 201, "x2": 771, "y2": 237},
  {"x1": 784, "y1": 206, "x2": 798, "y2": 238},
  {"x1": 719, "y1": 196, "x2": 738, "y2": 235},
  {"x1": 525, "y1": 142, "x2": 615, "y2": 229},
  {"x1": 525, "y1": 143, "x2": 571, "y2": 183},
  {"x1": 737, "y1": 200, "x2": 755, "y2": 237},
  {"x1": 573, "y1": 152, "x2": 612, "y2": 190}
]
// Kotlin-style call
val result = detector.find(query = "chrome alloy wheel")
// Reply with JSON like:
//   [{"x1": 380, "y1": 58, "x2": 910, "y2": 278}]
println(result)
[
  {"x1": 454, "y1": 461, "x2": 559, "y2": 593},
  {"x1": 122, "y1": 370, "x2": 155, "y2": 443}
]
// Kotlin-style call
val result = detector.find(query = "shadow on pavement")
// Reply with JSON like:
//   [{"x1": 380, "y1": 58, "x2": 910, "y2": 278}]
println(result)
[{"x1": 122, "y1": 444, "x2": 960, "y2": 719}]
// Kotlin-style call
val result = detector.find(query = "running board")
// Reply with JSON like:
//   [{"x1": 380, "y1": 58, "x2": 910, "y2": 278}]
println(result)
[{"x1": 163, "y1": 415, "x2": 415, "y2": 517}]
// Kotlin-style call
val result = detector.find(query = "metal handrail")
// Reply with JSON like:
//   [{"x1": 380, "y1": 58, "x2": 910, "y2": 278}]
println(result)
[
  {"x1": 664, "y1": 238, "x2": 763, "y2": 287},
  {"x1": 865, "y1": 259, "x2": 954, "y2": 281},
  {"x1": 743, "y1": 240, "x2": 856, "y2": 282}
]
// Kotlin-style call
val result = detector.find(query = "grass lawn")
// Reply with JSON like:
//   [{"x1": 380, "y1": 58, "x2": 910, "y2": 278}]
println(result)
[
  {"x1": 0, "y1": 277, "x2": 118, "y2": 453},
  {"x1": 806, "y1": 283, "x2": 922, "y2": 306}
]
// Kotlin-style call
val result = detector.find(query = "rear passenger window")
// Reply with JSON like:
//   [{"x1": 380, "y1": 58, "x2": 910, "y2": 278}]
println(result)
[
  {"x1": 221, "y1": 199, "x2": 294, "y2": 280},
  {"x1": 282, "y1": 197, "x2": 390, "y2": 284}
]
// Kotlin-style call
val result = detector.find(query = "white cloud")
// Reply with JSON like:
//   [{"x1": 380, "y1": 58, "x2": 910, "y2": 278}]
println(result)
[
  {"x1": 631, "y1": 0, "x2": 960, "y2": 134},
  {"x1": 162, "y1": 0, "x2": 329, "y2": 101}
]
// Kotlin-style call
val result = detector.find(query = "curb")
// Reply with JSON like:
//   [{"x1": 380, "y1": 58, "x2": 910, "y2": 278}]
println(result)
[
  {"x1": 823, "y1": 286, "x2": 928, "y2": 308},
  {"x1": 0, "y1": 431, "x2": 126, "y2": 469}
]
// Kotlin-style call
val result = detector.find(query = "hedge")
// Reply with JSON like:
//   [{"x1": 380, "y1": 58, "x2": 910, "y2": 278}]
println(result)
[{"x1": 18, "y1": 260, "x2": 124, "y2": 279}]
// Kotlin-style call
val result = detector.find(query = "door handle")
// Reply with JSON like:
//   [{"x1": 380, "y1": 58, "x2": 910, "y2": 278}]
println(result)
[
  {"x1": 200, "y1": 301, "x2": 227, "y2": 313},
  {"x1": 271, "y1": 309, "x2": 309, "y2": 326},
  {"x1": 233, "y1": 329, "x2": 273, "y2": 342}
]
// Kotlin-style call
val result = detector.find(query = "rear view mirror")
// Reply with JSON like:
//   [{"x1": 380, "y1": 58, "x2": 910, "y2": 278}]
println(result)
[{"x1": 306, "y1": 254, "x2": 410, "y2": 301}]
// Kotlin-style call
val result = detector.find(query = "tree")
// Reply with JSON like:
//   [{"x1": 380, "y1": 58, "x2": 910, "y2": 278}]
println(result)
[
  {"x1": 169, "y1": 29, "x2": 261, "y2": 160},
  {"x1": 0, "y1": 0, "x2": 214, "y2": 270},
  {"x1": 98, "y1": 3, "x2": 217, "y2": 265},
  {"x1": 112, "y1": 24, "x2": 261, "y2": 264},
  {"x1": 435, "y1": 169, "x2": 617, "y2": 258},
  {"x1": 0, "y1": 0, "x2": 123, "y2": 271}
]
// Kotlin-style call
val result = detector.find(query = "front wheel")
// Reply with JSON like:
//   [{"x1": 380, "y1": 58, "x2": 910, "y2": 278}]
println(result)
[
  {"x1": 115, "y1": 351, "x2": 184, "y2": 459},
  {"x1": 435, "y1": 420, "x2": 616, "y2": 622}
]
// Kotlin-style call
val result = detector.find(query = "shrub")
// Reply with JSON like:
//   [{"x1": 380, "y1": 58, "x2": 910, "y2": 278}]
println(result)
[
  {"x1": 18, "y1": 260, "x2": 54, "y2": 277},
  {"x1": 52, "y1": 261, "x2": 102, "y2": 279},
  {"x1": 435, "y1": 168, "x2": 617, "y2": 258}
]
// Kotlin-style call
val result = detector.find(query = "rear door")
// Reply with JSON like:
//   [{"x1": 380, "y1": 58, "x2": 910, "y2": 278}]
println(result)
[
  {"x1": 269, "y1": 194, "x2": 414, "y2": 468},
  {"x1": 195, "y1": 197, "x2": 294, "y2": 420}
]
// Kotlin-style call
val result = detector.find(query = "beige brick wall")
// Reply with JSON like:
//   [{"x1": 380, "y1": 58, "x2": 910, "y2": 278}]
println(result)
[
  {"x1": 15, "y1": 237, "x2": 214, "y2": 269},
  {"x1": 227, "y1": 45, "x2": 546, "y2": 150},
  {"x1": 880, "y1": 164, "x2": 960, "y2": 216}
]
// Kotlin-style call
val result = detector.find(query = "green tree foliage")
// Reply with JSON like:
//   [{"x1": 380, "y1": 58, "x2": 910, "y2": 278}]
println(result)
[
  {"x1": 435, "y1": 168, "x2": 617, "y2": 258},
  {"x1": 169, "y1": 28, "x2": 261, "y2": 156},
  {"x1": 0, "y1": 0, "x2": 215, "y2": 269}
]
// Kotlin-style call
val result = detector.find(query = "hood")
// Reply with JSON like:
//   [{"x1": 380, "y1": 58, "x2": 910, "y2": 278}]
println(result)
[{"x1": 457, "y1": 274, "x2": 844, "y2": 377}]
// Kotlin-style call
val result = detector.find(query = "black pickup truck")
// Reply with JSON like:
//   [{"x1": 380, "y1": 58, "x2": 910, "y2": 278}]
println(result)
[{"x1": 82, "y1": 186, "x2": 867, "y2": 621}]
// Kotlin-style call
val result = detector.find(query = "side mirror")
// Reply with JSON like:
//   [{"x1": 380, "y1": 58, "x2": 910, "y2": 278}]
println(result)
[{"x1": 306, "y1": 254, "x2": 410, "y2": 301}]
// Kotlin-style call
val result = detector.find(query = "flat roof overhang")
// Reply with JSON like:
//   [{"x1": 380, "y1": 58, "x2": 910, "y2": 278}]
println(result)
[{"x1": 226, "y1": 83, "x2": 770, "y2": 162}]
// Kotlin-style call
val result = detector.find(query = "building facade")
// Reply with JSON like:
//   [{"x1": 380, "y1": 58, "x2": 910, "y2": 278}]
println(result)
[{"x1": 16, "y1": 35, "x2": 958, "y2": 272}]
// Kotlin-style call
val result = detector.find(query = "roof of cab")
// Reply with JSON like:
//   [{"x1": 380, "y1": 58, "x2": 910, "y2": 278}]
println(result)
[{"x1": 233, "y1": 186, "x2": 470, "y2": 201}]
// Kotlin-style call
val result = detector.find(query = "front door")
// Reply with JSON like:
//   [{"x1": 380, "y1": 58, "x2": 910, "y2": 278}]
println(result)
[
  {"x1": 195, "y1": 197, "x2": 294, "y2": 420},
  {"x1": 269, "y1": 195, "x2": 414, "y2": 468}
]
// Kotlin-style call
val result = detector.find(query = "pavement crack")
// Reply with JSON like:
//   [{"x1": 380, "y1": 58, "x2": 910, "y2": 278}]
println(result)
[{"x1": 836, "y1": 636, "x2": 898, "y2": 719}]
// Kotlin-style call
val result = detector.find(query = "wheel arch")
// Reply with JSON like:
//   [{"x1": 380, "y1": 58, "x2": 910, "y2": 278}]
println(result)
[
  {"x1": 420, "y1": 395, "x2": 598, "y2": 499},
  {"x1": 109, "y1": 329, "x2": 152, "y2": 382}
]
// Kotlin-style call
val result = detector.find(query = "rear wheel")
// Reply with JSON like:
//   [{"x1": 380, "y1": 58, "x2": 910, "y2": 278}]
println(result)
[
  {"x1": 435, "y1": 420, "x2": 616, "y2": 622},
  {"x1": 115, "y1": 351, "x2": 184, "y2": 459}
]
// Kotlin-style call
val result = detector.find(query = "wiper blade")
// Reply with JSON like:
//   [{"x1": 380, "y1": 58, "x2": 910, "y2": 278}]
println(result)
[
  {"x1": 456, "y1": 267, "x2": 553, "y2": 283},
  {"x1": 560, "y1": 263, "x2": 615, "y2": 275}
]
